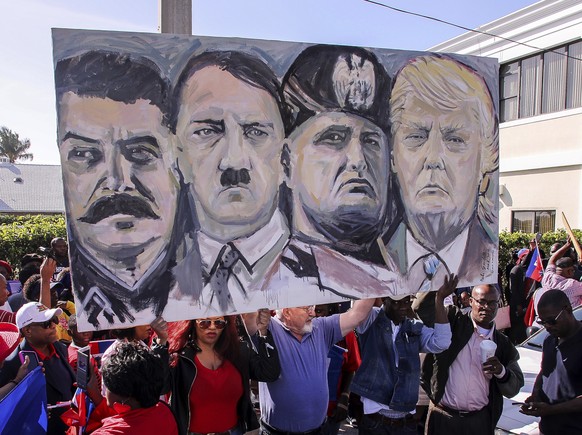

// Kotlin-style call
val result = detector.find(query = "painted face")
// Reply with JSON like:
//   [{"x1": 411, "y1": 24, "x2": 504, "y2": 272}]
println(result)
[
  {"x1": 289, "y1": 112, "x2": 388, "y2": 226},
  {"x1": 175, "y1": 67, "x2": 285, "y2": 240},
  {"x1": 58, "y1": 93, "x2": 178, "y2": 283},
  {"x1": 470, "y1": 285, "x2": 499, "y2": 327},
  {"x1": 195, "y1": 316, "x2": 226, "y2": 347},
  {"x1": 392, "y1": 92, "x2": 482, "y2": 233}
]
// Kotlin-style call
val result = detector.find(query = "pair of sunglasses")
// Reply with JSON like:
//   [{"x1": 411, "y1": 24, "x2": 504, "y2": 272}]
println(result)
[
  {"x1": 196, "y1": 319, "x2": 227, "y2": 330},
  {"x1": 536, "y1": 309, "x2": 564, "y2": 327},
  {"x1": 32, "y1": 316, "x2": 58, "y2": 329}
]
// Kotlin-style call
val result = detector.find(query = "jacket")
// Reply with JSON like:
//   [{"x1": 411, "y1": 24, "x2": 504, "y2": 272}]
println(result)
[
  {"x1": 351, "y1": 308, "x2": 450, "y2": 413},
  {"x1": 0, "y1": 339, "x2": 76, "y2": 434},
  {"x1": 169, "y1": 333, "x2": 280, "y2": 435},
  {"x1": 421, "y1": 307, "x2": 524, "y2": 428}
]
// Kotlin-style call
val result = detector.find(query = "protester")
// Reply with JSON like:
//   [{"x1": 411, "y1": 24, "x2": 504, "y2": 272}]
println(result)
[
  {"x1": 167, "y1": 310, "x2": 280, "y2": 435},
  {"x1": 0, "y1": 322, "x2": 29, "y2": 400},
  {"x1": 0, "y1": 275, "x2": 15, "y2": 324},
  {"x1": 91, "y1": 341, "x2": 178, "y2": 435},
  {"x1": 315, "y1": 304, "x2": 362, "y2": 435},
  {"x1": 351, "y1": 274, "x2": 457, "y2": 435},
  {"x1": 66, "y1": 314, "x2": 93, "y2": 371},
  {"x1": 520, "y1": 290, "x2": 582, "y2": 433},
  {"x1": 101, "y1": 316, "x2": 169, "y2": 364},
  {"x1": 0, "y1": 260, "x2": 12, "y2": 281},
  {"x1": 0, "y1": 302, "x2": 75, "y2": 434},
  {"x1": 508, "y1": 250, "x2": 529, "y2": 343},
  {"x1": 259, "y1": 299, "x2": 374, "y2": 435},
  {"x1": 421, "y1": 284, "x2": 524, "y2": 435},
  {"x1": 536, "y1": 237, "x2": 582, "y2": 313}
]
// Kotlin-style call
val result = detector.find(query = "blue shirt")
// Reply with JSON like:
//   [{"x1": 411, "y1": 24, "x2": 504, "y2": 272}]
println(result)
[{"x1": 260, "y1": 314, "x2": 342, "y2": 431}]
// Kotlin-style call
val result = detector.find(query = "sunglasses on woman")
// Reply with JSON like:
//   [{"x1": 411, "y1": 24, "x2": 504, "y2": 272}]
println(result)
[{"x1": 196, "y1": 319, "x2": 227, "y2": 330}]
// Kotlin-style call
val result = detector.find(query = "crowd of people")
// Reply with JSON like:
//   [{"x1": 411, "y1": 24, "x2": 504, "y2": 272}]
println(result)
[{"x1": 0, "y1": 234, "x2": 580, "y2": 435}]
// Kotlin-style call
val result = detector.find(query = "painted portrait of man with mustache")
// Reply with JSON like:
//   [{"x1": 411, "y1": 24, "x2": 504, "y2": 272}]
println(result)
[{"x1": 55, "y1": 50, "x2": 188, "y2": 328}]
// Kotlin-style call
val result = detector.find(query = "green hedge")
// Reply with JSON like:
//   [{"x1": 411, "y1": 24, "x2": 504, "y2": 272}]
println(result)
[
  {"x1": 0, "y1": 214, "x2": 67, "y2": 271},
  {"x1": 1, "y1": 214, "x2": 580, "y2": 283},
  {"x1": 499, "y1": 228, "x2": 582, "y2": 272}
]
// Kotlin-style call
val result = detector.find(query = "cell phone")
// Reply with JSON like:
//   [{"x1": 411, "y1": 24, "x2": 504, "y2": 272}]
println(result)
[
  {"x1": 76, "y1": 345, "x2": 91, "y2": 390},
  {"x1": 18, "y1": 351, "x2": 40, "y2": 372},
  {"x1": 512, "y1": 401, "x2": 529, "y2": 406},
  {"x1": 38, "y1": 246, "x2": 56, "y2": 261}
]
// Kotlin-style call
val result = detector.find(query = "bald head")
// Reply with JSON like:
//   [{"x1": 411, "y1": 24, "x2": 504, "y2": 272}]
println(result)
[
  {"x1": 471, "y1": 284, "x2": 499, "y2": 298},
  {"x1": 538, "y1": 289, "x2": 571, "y2": 311}
]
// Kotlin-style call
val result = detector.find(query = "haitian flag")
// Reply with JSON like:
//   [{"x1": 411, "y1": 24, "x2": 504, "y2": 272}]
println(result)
[
  {"x1": 526, "y1": 247, "x2": 544, "y2": 282},
  {"x1": 0, "y1": 366, "x2": 48, "y2": 434}
]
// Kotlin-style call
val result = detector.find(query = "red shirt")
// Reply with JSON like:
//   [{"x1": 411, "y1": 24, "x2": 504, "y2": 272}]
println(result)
[
  {"x1": 188, "y1": 357, "x2": 243, "y2": 433},
  {"x1": 0, "y1": 309, "x2": 16, "y2": 324},
  {"x1": 91, "y1": 402, "x2": 177, "y2": 435}
]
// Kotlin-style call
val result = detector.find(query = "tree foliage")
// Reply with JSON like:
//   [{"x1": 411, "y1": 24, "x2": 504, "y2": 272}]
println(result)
[
  {"x1": 0, "y1": 214, "x2": 580, "y2": 286},
  {"x1": 0, "y1": 214, "x2": 66, "y2": 271},
  {"x1": 0, "y1": 127, "x2": 33, "y2": 163}
]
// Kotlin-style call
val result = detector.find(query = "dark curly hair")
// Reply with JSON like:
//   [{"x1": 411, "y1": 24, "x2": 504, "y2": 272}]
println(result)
[
  {"x1": 101, "y1": 341, "x2": 164, "y2": 408},
  {"x1": 167, "y1": 316, "x2": 239, "y2": 366}
]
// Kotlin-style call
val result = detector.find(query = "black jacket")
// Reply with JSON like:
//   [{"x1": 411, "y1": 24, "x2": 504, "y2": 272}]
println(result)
[
  {"x1": 421, "y1": 307, "x2": 524, "y2": 430},
  {"x1": 169, "y1": 333, "x2": 280, "y2": 435},
  {"x1": 0, "y1": 339, "x2": 76, "y2": 435}
]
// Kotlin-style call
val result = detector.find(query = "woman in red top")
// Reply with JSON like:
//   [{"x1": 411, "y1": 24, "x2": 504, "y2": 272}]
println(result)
[
  {"x1": 167, "y1": 310, "x2": 280, "y2": 435},
  {"x1": 92, "y1": 341, "x2": 178, "y2": 435}
]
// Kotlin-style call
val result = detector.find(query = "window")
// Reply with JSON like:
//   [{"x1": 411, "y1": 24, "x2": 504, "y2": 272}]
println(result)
[
  {"x1": 499, "y1": 41, "x2": 582, "y2": 122},
  {"x1": 512, "y1": 210, "x2": 556, "y2": 233}
]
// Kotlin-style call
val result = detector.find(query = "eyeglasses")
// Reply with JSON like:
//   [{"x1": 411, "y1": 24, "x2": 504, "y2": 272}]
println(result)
[
  {"x1": 470, "y1": 298, "x2": 499, "y2": 309},
  {"x1": 536, "y1": 309, "x2": 565, "y2": 327},
  {"x1": 297, "y1": 306, "x2": 315, "y2": 314},
  {"x1": 31, "y1": 316, "x2": 58, "y2": 329},
  {"x1": 196, "y1": 319, "x2": 227, "y2": 330}
]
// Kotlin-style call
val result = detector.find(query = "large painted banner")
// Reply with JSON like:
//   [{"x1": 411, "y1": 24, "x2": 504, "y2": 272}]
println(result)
[{"x1": 52, "y1": 29, "x2": 499, "y2": 331}]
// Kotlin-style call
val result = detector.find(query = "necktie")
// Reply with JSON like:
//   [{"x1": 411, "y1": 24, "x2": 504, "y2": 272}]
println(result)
[{"x1": 210, "y1": 246, "x2": 240, "y2": 311}]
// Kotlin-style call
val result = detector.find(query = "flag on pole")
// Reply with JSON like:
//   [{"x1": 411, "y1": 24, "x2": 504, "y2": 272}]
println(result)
[
  {"x1": 0, "y1": 366, "x2": 48, "y2": 435},
  {"x1": 526, "y1": 246, "x2": 544, "y2": 282}
]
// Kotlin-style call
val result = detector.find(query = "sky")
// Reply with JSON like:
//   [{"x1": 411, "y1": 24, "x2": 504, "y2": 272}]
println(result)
[{"x1": 1, "y1": 0, "x2": 539, "y2": 165}]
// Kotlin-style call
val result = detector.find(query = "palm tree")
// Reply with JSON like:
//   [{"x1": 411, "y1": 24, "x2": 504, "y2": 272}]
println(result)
[{"x1": 0, "y1": 126, "x2": 33, "y2": 163}]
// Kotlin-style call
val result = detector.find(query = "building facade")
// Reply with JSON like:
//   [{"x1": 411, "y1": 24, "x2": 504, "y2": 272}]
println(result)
[{"x1": 430, "y1": 0, "x2": 582, "y2": 233}]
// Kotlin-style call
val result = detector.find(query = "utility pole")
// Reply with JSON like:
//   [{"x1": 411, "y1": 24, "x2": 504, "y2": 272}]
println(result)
[{"x1": 159, "y1": 0, "x2": 192, "y2": 35}]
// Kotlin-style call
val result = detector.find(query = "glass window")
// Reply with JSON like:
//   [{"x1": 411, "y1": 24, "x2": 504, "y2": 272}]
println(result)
[
  {"x1": 542, "y1": 47, "x2": 567, "y2": 114},
  {"x1": 519, "y1": 55, "x2": 542, "y2": 118},
  {"x1": 500, "y1": 62, "x2": 519, "y2": 122},
  {"x1": 500, "y1": 40, "x2": 582, "y2": 122},
  {"x1": 512, "y1": 210, "x2": 556, "y2": 233},
  {"x1": 566, "y1": 41, "x2": 582, "y2": 109}
]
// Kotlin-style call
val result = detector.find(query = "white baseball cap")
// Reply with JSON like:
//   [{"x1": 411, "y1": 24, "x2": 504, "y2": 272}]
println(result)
[{"x1": 16, "y1": 302, "x2": 62, "y2": 330}]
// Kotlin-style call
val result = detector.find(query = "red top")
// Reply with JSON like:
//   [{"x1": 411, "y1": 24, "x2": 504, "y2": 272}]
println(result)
[
  {"x1": 0, "y1": 310, "x2": 16, "y2": 324},
  {"x1": 188, "y1": 356, "x2": 243, "y2": 433},
  {"x1": 91, "y1": 401, "x2": 177, "y2": 435}
]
